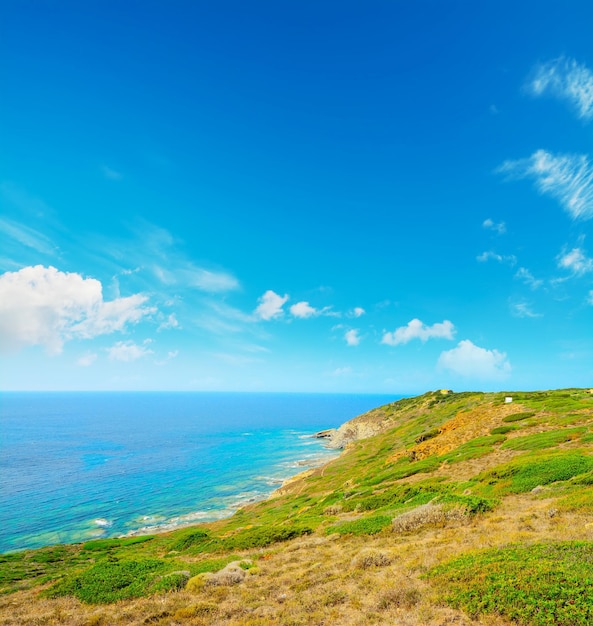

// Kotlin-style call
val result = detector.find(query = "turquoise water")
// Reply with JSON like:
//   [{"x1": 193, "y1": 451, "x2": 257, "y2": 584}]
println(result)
[{"x1": 0, "y1": 392, "x2": 396, "y2": 552}]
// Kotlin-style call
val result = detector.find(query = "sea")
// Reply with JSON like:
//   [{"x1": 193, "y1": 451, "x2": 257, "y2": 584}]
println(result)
[{"x1": 0, "y1": 392, "x2": 398, "y2": 553}]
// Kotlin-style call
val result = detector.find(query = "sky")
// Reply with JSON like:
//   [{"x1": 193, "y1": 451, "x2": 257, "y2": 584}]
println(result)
[{"x1": 1, "y1": 1, "x2": 592, "y2": 393}]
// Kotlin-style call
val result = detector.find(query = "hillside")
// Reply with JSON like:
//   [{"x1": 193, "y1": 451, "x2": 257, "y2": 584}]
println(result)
[{"x1": 2, "y1": 388, "x2": 593, "y2": 625}]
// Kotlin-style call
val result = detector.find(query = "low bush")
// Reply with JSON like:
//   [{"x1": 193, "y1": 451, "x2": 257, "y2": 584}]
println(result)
[
  {"x1": 351, "y1": 548, "x2": 393, "y2": 569},
  {"x1": 430, "y1": 541, "x2": 593, "y2": 625},
  {"x1": 490, "y1": 425, "x2": 517, "y2": 435},
  {"x1": 224, "y1": 525, "x2": 312, "y2": 550},
  {"x1": 328, "y1": 515, "x2": 391, "y2": 536},
  {"x1": 169, "y1": 529, "x2": 210, "y2": 552},
  {"x1": 46, "y1": 558, "x2": 168, "y2": 604},
  {"x1": 392, "y1": 503, "x2": 468, "y2": 534},
  {"x1": 501, "y1": 427, "x2": 586, "y2": 451},
  {"x1": 81, "y1": 536, "x2": 154, "y2": 551},
  {"x1": 502, "y1": 411, "x2": 535, "y2": 423},
  {"x1": 479, "y1": 452, "x2": 593, "y2": 494}
]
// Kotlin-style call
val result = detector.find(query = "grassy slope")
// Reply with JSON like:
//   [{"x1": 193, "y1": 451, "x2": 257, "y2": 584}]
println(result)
[{"x1": 2, "y1": 388, "x2": 593, "y2": 625}]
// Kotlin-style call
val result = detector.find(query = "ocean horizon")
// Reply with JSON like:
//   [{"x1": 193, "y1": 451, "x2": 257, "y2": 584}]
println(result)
[{"x1": 0, "y1": 392, "x2": 399, "y2": 553}]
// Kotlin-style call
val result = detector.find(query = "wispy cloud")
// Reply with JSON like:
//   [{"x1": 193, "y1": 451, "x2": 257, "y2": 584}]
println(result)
[
  {"x1": 350, "y1": 307, "x2": 365, "y2": 318},
  {"x1": 77, "y1": 352, "x2": 97, "y2": 367},
  {"x1": 588, "y1": 290, "x2": 593, "y2": 306},
  {"x1": 557, "y1": 247, "x2": 593, "y2": 276},
  {"x1": 382, "y1": 319, "x2": 455, "y2": 346},
  {"x1": 526, "y1": 56, "x2": 593, "y2": 121},
  {"x1": 107, "y1": 340, "x2": 153, "y2": 362},
  {"x1": 497, "y1": 150, "x2": 593, "y2": 221},
  {"x1": 345, "y1": 329, "x2": 361, "y2": 346},
  {"x1": 515, "y1": 267, "x2": 544, "y2": 289},
  {"x1": 477, "y1": 251, "x2": 517, "y2": 265},
  {"x1": 106, "y1": 221, "x2": 241, "y2": 293},
  {"x1": 0, "y1": 265, "x2": 154, "y2": 354},
  {"x1": 157, "y1": 313, "x2": 180, "y2": 331},
  {"x1": 254, "y1": 290, "x2": 289, "y2": 320},
  {"x1": 483, "y1": 218, "x2": 506, "y2": 234},
  {"x1": 438, "y1": 340, "x2": 511, "y2": 380},
  {"x1": 0, "y1": 217, "x2": 58, "y2": 256},
  {"x1": 511, "y1": 302, "x2": 543, "y2": 318}
]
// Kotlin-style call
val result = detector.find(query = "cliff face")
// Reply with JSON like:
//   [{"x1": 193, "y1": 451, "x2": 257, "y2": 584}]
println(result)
[
  {"x1": 319, "y1": 401, "x2": 408, "y2": 449},
  {"x1": 323, "y1": 417, "x2": 388, "y2": 449}
]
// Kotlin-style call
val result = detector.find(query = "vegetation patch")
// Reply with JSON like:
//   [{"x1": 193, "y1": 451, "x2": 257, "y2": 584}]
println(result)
[
  {"x1": 502, "y1": 411, "x2": 536, "y2": 423},
  {"x1": 490, "y1": 425, "x2": 517, "y2": 435},
  {"x1": 81, "y1": 536, "x2": 154, "y2": 552},
  {"x1": 430, "y1": 541, "x2": 593, "y2": 625},
  {"x1": 438, "y1": 434, "x2": 506, "y2": 464},
  {"x1": 46, "y1": 558, "x2": 170, "y2": 604},
  {"x1": 501, "y1": 427, "x2": 586, "y2": 451},
  {"x1": 477, "y1": 452, "x2": 593, "y2": 494},
  {"x1": 327, "y1": 514, "x2": 391, "y2": 536}
]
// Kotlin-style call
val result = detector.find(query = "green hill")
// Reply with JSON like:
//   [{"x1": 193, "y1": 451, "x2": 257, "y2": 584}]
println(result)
[{"x1": 2, "y1": 388, "x2": 593, "y2": 625}]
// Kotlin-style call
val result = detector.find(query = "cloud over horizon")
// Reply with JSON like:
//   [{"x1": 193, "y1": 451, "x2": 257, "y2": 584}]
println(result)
[
  {"x1": 438, "y1": 340, "x2": 511, "y2": 380},
  {"x1": 0, "y1": 265, "x2": 154, "y2": 354}
]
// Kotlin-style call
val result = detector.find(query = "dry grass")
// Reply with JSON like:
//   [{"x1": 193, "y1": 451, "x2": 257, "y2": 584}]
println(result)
[{"x1": 3, "y1": 493, "x2": 588, "y2": 626}]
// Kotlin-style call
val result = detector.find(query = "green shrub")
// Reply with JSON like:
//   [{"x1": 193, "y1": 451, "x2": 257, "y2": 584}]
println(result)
[
  {"x1": 328, "y1": 515, "x2": 391, "y2": 536},
  {"x1": 29, "y1": 547, "x2": 69, "y2": 563},
  {"x1": 501, "y1": 427, "x2": 586, "y2": 451},
  {"x1": 415, "y1": 428, "x2": 440, "y2": 444},
  {"x1": 81, "y1": 536, "x2": 154, "y2": 551},
  {"x1": 430, "y1": 541, "x2": 593, "y2": 625},
  {"x1": 435, "y1": 494, "x2": 497, "y2": 514},
  {"x1": 502, "y1": 412, "x2": 536, "y2": 423},
  {"x1": 479, "y1": 452, "x2": 593, "y2": 494},
  {"x1": 170, "y1": 530, "x2": 211, "y2": 552},
  {"x1": 46, "y1": 558, "x2": 168, "y2": 604},
  {"x1": 490, "y1": 425, "x2": 517, "y2": 435},
  {"x1": 151, "y1": 572, "x2": 189, "y2": 593},
  {"x1": 224, "y1": 525, "x2": 311, "y2": 550}
]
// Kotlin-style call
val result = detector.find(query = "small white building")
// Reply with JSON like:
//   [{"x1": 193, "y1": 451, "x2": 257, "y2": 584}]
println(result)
[{"x1": 504, "y1": 396, "x2": 513, "y2": 404}]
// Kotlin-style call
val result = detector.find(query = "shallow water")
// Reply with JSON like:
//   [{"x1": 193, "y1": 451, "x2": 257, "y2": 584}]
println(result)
[{"x1": 0, "y1": 392, "x2": 397, "y2": 552}]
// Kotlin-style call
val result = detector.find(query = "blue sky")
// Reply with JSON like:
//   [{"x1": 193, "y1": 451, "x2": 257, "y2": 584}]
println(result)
[{"x1": 1, "y1": 1, "x2": 592, "y2": 393}]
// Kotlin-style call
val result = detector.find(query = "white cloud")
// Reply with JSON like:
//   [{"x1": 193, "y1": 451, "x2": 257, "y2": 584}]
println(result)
[
  {"x1": 158, "y1": 313, "x2": 180, "y2": 331},
  {"x1": 438, "y1": 340, "x2": 511, "y2": 380},
  {"x1": 0, "y1": 265, "x2": 154, "y2": 354},
  {"x1": 557, "y1": 247, "x2": 593, "y2": 276},
  {"x1": 254, "y1": 290, "x2": 289, "y2": 320},
  {"x1": 511, "y1": 302, "x2": 543, "y2": 318},
  {"x1": 290, "y1": 301, "x2": 318, "y2": 318},
  {"x1": 345, "y1": 329, "x2": 361, "y2": 346},
  {"x1": 497, "y1": 150, "x2": 593, "y2": 221},
  {"x1": 483, "y1": 218, "x2": 506, "y2": 234},
  {"x1": 77, "y1": 352, "x2": 97, "y2": 367},
  {"x1": 107, "y1": 340, "x2": 153, "y2": 362},
  {"x1": 351, "y1": 307, "x2": 365, "y2": 318},
  {"x1": 515, "y1": 267, "x2": 543, "y2": 289},
  {"x1": 588, "y1": 290, "x2": 593, "y2": 305},
  {"x1": 381, "y1": 319, "x2": 455, "y2": 346},
  {"x1": 527, "y1": 56, "x2": 593, "y2": 121},
  {"x1": 477, "y1": 251, "x2": 517, "y2": 265}
]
